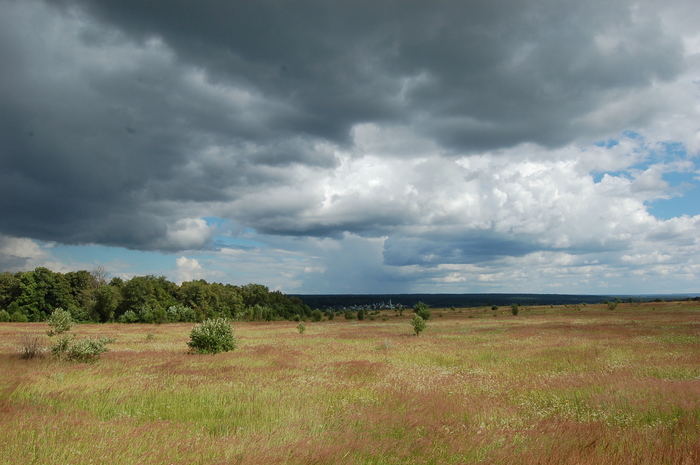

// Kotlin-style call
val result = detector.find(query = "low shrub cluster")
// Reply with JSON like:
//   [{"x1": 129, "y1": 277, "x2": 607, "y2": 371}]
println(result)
[
  {"x1": 45, "y1": 308, "x2": 114, "y2": 363},
  {"x1": 187, "y1": 318, "x2": 237, "y2": 354}
]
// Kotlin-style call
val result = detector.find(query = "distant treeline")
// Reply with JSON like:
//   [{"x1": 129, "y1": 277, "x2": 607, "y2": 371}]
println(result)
[
  {"x1": 0, "y1": 267, "x2": 310, "y2": 323},
  {"x1": 290, "y1": 293, "x2": 697, "y2": 310}
]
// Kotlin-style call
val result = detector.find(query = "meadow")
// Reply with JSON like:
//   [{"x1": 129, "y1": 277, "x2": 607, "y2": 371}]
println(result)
[{"x1": 1, "y1": 301, "x2": 699, "y2": 464}]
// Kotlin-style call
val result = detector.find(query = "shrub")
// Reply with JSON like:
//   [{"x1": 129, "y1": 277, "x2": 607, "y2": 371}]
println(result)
[
  {"x1": 46, "y1": 308, "x2": 73, "y2": 336},
  {"x1": 411, "y1": 315, "x2": 426, "y2": 336},
  {"x1": 491, "y1": 306, "x2": 498, "y2": 311},
  {"x1": 18, "y1": 333, "x2": 46, "y2": 359},
  {"x1": 11, "y1": 311, "x2": 29, "y2": 322},
  {"x1": 118, "y1": 310, "x2": 139, "y2": 323},
  {"x1": 50, "y1": 334, "x2": 74, "y2": 358},
  {"x1": 167, "y1": 304, "x2": 198, "y2": 323},
  {"x1": 187, "y1": 318, "x2": 236, "y2": 354},
  {"x1": 357, "y1": 309, "x2": 365, "y2": 321},
  {"x1": 511, "y1": 304, "x2": 519, "y2": 316},
  {"x1": 297, "y1": 322, "x2": 306, "y2": 334},
  {"x1": 413, "y1": 302, "x2": 431, "y2": 320},
  {"x1": 64, "y1": 336, "x2": 115, "y2": 363},
  {"x1": 344, "y1": 310, "x2": 356, "y2": 320},
  {"x1": 606, "y1": 301, "x2": 618, "y2": 310},
  {"x1": 310, "y1": 309, "x2": 323, "y2": 322},
  {"x1": 0, "y1": 309, "x2": 10, "y2": 322}
]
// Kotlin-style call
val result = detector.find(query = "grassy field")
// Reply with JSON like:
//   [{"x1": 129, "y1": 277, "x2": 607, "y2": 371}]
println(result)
[{"x1": 1, "y1": 301, "x2": 700, "y2": 464}]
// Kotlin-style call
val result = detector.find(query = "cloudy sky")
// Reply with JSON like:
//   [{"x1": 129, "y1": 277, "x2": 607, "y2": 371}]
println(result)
[{"x1": 1, "y1": 0, "x2": 699, "y2": 294}]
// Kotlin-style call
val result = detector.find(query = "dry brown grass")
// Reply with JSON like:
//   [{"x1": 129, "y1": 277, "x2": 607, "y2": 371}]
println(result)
[{"x1": 1, "y1": 301, "x2": 699, "y2": 464}]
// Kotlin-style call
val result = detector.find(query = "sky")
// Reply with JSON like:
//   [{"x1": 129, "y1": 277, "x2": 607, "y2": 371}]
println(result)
[{"x1": 1, "y1": 0, "x2": 699, "y2": 295}]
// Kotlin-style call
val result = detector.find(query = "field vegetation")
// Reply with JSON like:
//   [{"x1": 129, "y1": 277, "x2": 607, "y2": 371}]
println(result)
[{"x1": 1, "y1": 301, "x2": 700, "y2": 464}]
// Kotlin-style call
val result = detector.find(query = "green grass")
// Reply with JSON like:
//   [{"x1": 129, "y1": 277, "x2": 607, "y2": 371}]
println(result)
[{"x1": 1, "y1": 301, "x2": 700, "y2": 464}]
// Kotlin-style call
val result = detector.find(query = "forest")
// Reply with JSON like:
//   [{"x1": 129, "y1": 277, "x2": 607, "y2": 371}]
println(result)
[{"x1": 0, "y1": 267, "x2": 311, "y2": 323}]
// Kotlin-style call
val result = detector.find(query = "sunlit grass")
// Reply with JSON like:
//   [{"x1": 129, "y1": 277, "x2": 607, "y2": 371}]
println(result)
[{"x1": 2, "y1": 301, "x2": 700, "y2": 464}]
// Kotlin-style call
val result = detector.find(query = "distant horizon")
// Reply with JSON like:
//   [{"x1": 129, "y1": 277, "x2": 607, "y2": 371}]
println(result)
[{"x1": 291, "y1": 292, "x2": 700, "y2": 297}]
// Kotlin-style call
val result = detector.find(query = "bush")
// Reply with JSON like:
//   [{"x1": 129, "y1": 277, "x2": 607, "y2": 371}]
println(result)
[
  {"x1": 11, "y1": 311, "x2": 29, "y2": 322},
  {"x1": 511, "y1": 304, "x2": 519, "y2": 316},
  {"x1": 297, "y1": 322, "x2": 306, "y2": 334},
  {"x1": 118, "y1": 310, "x2": 139, "y2": 323},
  {"x1": 413, "y1": 302, "x2": 431, "y2": 320},
  {"x1": 18, "y1": 333, "x2": 46, "y2": 359},
  {"x1": 0, "y1": 309, "x2": 10, "y2": 322},
  {"x1": 46, "y1": 308, "x2": 73, "y2": 336},
  {"x1": 411, "y1": 314, "x2": 426, "y2": 336},
  {"x1": 50, "y1": 334, "x2": 74, "y2": 357},
  {"x1": 64, "y1": 336, "x2": 115, "y2": 363},
  {"x1": 310, "y1": 309, "x2": 323, "y2": 322},
  {"x1": 187, "y1": 318, "x2": 237, "y2": 354},
  {"x1": 357, "y1": 309, "x2": 365, "y2": 321},
  {"x1": 167, "y1": 304, "x2": 198, "y2": 323},
  {"x1": 46, "y1": 310, "x2": 115, "y2": 363}
]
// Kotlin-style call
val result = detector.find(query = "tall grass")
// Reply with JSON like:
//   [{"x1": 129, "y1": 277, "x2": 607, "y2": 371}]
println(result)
[{"x1": 1, "y1": 301, "x2": 699, "y2": 464}]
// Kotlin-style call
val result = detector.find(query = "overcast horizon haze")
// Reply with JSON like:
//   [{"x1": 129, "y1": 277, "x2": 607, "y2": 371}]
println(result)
[{"x1": 1, "y1": 0, "x2": 699, "y2": 295}]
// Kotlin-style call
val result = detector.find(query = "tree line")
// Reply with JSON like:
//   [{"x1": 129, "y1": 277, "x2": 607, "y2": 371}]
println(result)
[{"x1": 0, "y1": 267, "x2": 311, "y2": 323}]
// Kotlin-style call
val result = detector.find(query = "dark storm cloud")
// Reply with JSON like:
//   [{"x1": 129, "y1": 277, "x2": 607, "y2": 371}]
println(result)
[
  {"x1": 59, "y1": 0, "x2": 685, "y2": 149},
  {"x1": 0, "y1": 0, "x2": 691, "y2": 254}
]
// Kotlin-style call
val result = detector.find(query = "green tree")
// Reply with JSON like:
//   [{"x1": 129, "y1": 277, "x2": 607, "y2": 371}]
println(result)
[
  {"x1": 17, "y1": 268, "x2": 76, "y2": 322},
  {"x1": 92, "y1": 285, "x2": 121, "y2": 322},
  {"x1": 411, "y1": 314, "x2": 426, "y2": 336},
  {"x1": 0, "y1": 271, "x2": 21, "y2": 310},
  {"x1": 64, "y1": 270, "x2": 98, "y2": 321},
  {"x1": 46, "y1": 308, "x2": 73, "y2": 336},
  {"x1": 413, "y1": 301, "x2": 431, "y2": 320}
]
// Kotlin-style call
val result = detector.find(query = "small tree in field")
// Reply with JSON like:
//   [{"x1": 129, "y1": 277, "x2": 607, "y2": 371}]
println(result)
[
  {"x1": 46, "y1": 308, "x2": 113, "y2": 362},
  {"x1": 187, "y1": 318, "x2": 236, "y2": 354},
  {"x1": 46, "y1": 308, "x2": 73, "y2": 336},
  {"x1": 411, "y1": 314, "x2": 426, "y2": 336},
  {"x1": 413, "y1": 301, "x2": 431, "y2": 320}
]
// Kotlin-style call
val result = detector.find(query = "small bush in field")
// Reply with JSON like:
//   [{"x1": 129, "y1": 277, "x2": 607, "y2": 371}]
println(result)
[
  {"x1": 17, "y1": 333, "x2": 46, "y2": 359},
  {"x1": 64, "y1": 336, "x2": 115, "y2": 363},
  {"x1": 297, "y1": 322, "x2": 306, "y2": 334},
  {"x1": 413, "y1": 302, "x2": 431, "y2": 320},
  {"x1": 511, "y1": 304, "x2": 519, "y2": 316},
  {"x1": 411, "y1": 314, "x2": 426, "y2": 336},
  {"x1": 46, "y1": 308, "x2": 73, "y2": 336},
  {"x1": 187, "y1": 318, "x2": 236, "y2": 354},
  {"x1": 50, "y1": 334, "x2": 74, "y2": 358},
  {"x1": 310, "y1": 309, "x2": 323, "y2": 322},
  {"x1": 45, "y1": 307, "x2": 114, "y2": 362}
]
